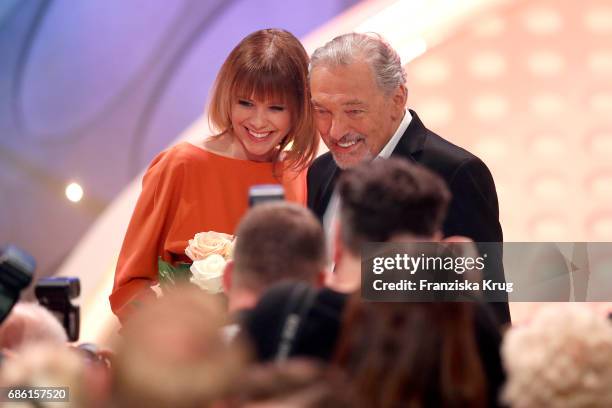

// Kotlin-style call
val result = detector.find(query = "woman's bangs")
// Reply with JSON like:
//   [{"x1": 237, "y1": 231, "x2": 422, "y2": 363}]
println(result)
[{"x1": 232, "y1": 67, "x2": 298, "y2": 106}]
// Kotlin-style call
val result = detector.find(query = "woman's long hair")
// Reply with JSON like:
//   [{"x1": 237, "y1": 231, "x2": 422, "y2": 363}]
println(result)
[{"x1": 334, "y1": 298, "x2": 487, "y2": 408}]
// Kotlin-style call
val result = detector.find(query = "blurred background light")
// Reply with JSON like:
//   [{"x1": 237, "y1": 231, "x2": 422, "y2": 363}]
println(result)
[{"x1": 65, "y1": 182, "x2": 83, "y2": 203}]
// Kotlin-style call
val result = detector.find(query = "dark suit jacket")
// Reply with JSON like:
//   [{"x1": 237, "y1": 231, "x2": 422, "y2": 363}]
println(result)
[{"x1": 307, "y1": 110, "x2": 510, "y2": 325}]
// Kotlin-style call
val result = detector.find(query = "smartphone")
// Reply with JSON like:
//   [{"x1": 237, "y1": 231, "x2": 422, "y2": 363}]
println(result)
[{"x1": 248, "y1": 184, "x2": 285, "y2": 207}]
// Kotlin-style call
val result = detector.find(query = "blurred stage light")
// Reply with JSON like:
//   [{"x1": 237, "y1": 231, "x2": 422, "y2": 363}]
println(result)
[{"x1": 65, "y1": 182, "x2": 83, "y2": 203}]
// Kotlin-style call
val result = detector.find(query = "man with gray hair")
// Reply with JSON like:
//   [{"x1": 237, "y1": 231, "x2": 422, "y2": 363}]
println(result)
[{"x1": 307, "y1": 32, "x2": 509, "y2": 324}]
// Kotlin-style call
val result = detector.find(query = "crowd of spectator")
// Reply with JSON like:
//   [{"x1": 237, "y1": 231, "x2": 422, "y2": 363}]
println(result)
[{"x1": 2, "y1": 159, "x2": 611, "y2": 407}]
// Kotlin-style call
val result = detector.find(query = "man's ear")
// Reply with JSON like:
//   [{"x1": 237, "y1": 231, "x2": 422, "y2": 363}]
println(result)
[
  {"x1": 222, "y1": 260, "x2": 233, "y2": 293},
  {"x1": 391, "y1": 84, "x2": 408, "y2": 117}
]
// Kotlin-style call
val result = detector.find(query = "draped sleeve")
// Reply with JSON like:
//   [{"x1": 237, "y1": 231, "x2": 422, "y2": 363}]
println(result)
[{"x1": 110, "y1": 148, "x2": 186, "y2": 323}]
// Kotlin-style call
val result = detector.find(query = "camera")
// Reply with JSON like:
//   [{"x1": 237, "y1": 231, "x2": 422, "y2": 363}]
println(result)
[
  {"x1": 0, "y1": 245, "x2": 35, "y2": 324},
  {"x1": 35, "y1": 277, "x2": 80, "y2": 342}
]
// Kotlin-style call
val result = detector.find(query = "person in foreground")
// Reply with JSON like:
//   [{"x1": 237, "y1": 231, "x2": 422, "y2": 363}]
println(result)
[
  {"x1": 336, "y1": 298, "x2": 489, "y2": 408},
  {"x1": 0, "y1": 302, "x2": 67, "y2": 351},
  {"x1": 329, "y1": 158, "x2": 451, "y2": 292},
  {"x1": 306, "y1": 32, "x2": 509, "y2": 324},
  {"x1": 331, "y1": 158, "x2": 506, "y2": 407},
  {"x1": 222, "y1": 201, "x2": 326, "y2": 315},
  {"x1": 113, "y1": 286, "x2": 245, "y2": 408},
  {"x1": 110, "y1": 29, "x2": 318, "y2": 323},
  {"x1": 502, "y1": 304, "x2": 612, "y2": 408}
]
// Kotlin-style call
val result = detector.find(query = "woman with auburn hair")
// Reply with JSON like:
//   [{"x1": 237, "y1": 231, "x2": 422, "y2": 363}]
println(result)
[
  {"x1": 334, "y1": 298, "x2": 489, "y2": 408},
  {"x1": 110, "y1": 29, "x2": 318, "y2": 324}
]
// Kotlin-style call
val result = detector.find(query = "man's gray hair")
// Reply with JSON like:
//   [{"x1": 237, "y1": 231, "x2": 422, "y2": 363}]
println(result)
[{"x1": 310, "y1": 32, "x2": 407, "y2": 94}]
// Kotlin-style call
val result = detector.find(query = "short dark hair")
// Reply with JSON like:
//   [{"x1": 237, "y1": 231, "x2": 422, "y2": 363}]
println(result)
[
  {"x1": 233, "y1": 202, "x2": 326, "y2": 290},
  {"x1": 338, "y1": 158, "x2": 451, "y2": 253}
]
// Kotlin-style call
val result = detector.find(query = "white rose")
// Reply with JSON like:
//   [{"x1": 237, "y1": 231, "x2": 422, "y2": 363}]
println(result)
[
  {"x1": 189, "y1": 254, "x2": 226, "y2": 294},
  {"x1": 185, "y1": 231, "x2": 234, "y2": 261}
]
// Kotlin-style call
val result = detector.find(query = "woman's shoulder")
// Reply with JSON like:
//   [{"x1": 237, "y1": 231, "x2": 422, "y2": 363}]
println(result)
[
  {"x1": 141, "y1": 143, "x2": 213, "y2": 187},
  {"x1": 149, "y1": 142, "x2": 218, "y2": 170},
  {"x1": 162, "y1": 141, "x2": 209, "y2": 161},
  {"x1": 148, "y1": 140, "x2": 268, "y2": 180}
]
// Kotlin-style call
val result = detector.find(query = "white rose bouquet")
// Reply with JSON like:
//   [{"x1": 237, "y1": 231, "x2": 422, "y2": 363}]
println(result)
[
  {"x1": 185, "y1": 231, "x2": 234, "y2": 261},
  {"x1": 186, "y1": 232, "x2": 234, "y2": 294},
  {"x1": 157, "y1": 231, "x2": 235, "y2": 295}
]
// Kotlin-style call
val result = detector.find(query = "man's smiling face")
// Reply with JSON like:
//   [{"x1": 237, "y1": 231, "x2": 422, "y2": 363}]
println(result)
[{"x1": 310, "y1": 61, "x2": 405, "y2": 169}]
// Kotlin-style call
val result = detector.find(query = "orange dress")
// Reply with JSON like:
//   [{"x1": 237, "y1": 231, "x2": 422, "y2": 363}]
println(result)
[{"x1": 110, "y1": 142, "x2": 307, "y2": 323}]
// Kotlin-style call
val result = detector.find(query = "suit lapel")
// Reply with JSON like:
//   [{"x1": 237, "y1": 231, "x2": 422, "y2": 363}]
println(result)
[
  {"x1": 317, "y1": 164, "x2": 340, "y2": 217},
  {"x1": 391, "y1": 109, "x2": 427, "y2": 162}
]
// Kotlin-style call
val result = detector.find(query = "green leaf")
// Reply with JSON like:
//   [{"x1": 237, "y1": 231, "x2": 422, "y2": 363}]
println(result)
[
  {"x1": 158, "y1": 257, "x2": 193, "y2": 287},
  {"x1": 173, "y1": 262, "x2": 192, "y2": 280}
]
